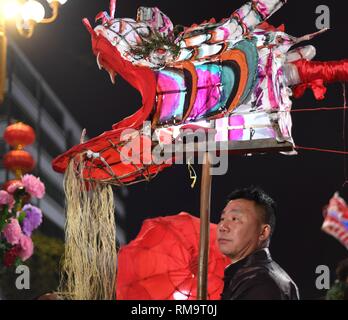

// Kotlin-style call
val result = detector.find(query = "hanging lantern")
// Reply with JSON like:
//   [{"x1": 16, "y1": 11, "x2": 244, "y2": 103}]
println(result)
[
  {"x1": 3, "y1": 150, "x2": 35, "y2": 178},
  {"x1": 3, "y1": 122, "x2": 36, "y2": 149}
]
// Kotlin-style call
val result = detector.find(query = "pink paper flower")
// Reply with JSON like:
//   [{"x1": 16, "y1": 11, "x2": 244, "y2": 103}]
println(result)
[
  {"x1": 22, "y1": 174, "x2": 45, "y2": 199},
  {"x1": 7, "y1": 181, "x2": 24, "y2": 194},
  {"x1": 18, "y1": 235, "x2": 34, "y2": 261},
  {"x1": 0, "y1": 190, "x2": 14, "y2": 208},
  {"x1": 3, "y1": 218, "x2": 23, "y2": 245}
]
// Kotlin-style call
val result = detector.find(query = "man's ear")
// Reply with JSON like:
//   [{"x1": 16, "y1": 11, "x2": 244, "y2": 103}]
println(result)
[{"x1": 259, "y1": 224, "x2": 271, "y2": 242}]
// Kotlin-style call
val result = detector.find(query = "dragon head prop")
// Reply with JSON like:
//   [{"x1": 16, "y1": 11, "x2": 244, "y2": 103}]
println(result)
[
  {"x1": 53, "y1": 0, "x2": 348, "y2": 300},
  {"x1": 52, "y1": 0, "x2": 348, "y2": 186}
]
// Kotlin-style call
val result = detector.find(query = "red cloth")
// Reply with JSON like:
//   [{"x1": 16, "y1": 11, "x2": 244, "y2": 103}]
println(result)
[
  {"x1": 293, "y1": 59, "x2": 348, "y2": 100},
  {"x1": 116, "y1": 213, "x2": 231, "y2": 300},
  {"x1": 256, "y1": 21, "x2": 285, "y2": 32}
]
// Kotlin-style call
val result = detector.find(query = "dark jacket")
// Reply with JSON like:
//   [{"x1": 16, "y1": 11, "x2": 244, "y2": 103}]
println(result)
[{"x1": 221, "y1": 248, "x2": 299, "y2": 300}]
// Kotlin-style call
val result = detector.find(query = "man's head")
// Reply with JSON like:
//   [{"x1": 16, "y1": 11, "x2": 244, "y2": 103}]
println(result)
[{"x1": 217, "y1": 186, "x2": 276, "y2": 261}]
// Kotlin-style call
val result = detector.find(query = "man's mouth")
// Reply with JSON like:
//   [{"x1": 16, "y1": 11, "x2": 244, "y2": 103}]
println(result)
[{"x1": 218, "y1": 239, "x2": 232, "y2": 244}]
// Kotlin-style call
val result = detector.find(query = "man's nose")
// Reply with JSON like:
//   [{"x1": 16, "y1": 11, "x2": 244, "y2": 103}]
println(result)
[{"x1": 218, "y1": 222, "x2": 228, "y2": 232}]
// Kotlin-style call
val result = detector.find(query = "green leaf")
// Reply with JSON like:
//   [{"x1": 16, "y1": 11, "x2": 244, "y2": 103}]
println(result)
[
  {"x1": 0, "y1": 215, "x2": 7, "y2": 232},
  {"x1": 14, "y1": 258, "x2": 23, "y2": 268},
  {"x1": 14, "y1": 199, "x2": 23, "y2": 215},
  {"x1": 0, "y1": 242, "x2": 5, "y2": 250},
  {"x1": 130, "y1": 31, "x2": 180, "y2": 59},
  {"x1": 17, "y1": 211, "x2": 27, "y2": 224},
  {"x1": 0, "y1": 206, "x2": 11, "y2": 232}
]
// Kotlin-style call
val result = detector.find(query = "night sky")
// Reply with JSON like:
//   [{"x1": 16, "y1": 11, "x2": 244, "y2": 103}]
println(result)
[{"x1": 7, "y1": 0, "x2": 348, "y2": 299}]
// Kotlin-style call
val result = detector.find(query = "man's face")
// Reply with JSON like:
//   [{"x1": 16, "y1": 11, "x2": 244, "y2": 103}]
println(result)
[{"x1": 217, "y1": 199, "x2": 265, "y2": 260}]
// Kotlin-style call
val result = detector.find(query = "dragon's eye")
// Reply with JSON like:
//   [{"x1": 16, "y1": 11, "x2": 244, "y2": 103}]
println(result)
[
  {"x1": 276, "y1": 36, "x2": 284, "y2": 44},
  {"x1": 156, "y1": 48, "x2": 167, "y2": 55}
]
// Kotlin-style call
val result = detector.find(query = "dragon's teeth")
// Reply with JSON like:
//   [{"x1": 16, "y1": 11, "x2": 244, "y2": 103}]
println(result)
[
  {"x1": 109, "y1": 70, "x2": 116, "y2": 84},
  {"x1": 96, "y1": 52, "x2": 103, "y2": 70}
]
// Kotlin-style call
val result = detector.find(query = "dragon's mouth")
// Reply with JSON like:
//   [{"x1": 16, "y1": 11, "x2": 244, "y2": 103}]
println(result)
[
  {"x1": 87, "y1": 24, "x2": 157, "y2": 131},
  {"x1": 51, "y1": 29, "x2": 168, "y2": 181},
  {"x1": 50, "y1": 19, "x2": 174, "y2": 183}
]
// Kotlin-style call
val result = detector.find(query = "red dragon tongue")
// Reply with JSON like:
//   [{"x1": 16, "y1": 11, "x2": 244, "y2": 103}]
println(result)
[{"x1": 110, "y1": 0, "x2": 116, "y2": 19}]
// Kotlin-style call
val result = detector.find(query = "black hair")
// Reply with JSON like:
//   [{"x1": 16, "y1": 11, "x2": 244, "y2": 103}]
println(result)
[
  {"x1": 227, "y1": 186, "x2": 277, "y2": 236},
  {"x1": 336, "y1": 258, "x2": 348, "y2": 282}
]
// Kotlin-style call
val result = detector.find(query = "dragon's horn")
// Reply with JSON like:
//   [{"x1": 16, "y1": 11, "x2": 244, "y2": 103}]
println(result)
[
  {"x1": 110, "y1": 0, "x2": 116, "y2": 19},
  {"x1": 82, "y1": 18, "x2": 96, "y2": 36},
  {"x1": 95, "y1": 11, "x2": 109, "y2": 24}
]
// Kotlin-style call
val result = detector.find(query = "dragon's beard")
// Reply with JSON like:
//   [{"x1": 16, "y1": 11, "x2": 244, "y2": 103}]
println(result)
[{"x1": 58, "y1": 160, "x2": 118, "y2": 300}]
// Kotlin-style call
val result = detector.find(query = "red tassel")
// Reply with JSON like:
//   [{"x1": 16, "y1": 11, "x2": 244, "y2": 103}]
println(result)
[
  {"x1": 293, "y1": 59, "x2": 348, "y2": 100},
  {"x1": 293, "y1": 79, "x2": 327, "y2": 100}
]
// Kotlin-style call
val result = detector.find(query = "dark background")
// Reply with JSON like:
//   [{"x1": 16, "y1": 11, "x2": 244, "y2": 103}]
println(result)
[{"x1": 6, "y1": 0, "x2": 348, "y2": 299}]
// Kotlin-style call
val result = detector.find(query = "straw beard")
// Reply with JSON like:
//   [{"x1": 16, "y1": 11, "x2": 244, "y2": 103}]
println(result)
[{"x1": 57, "y1": 160, "x2": 117, "y2": 300}]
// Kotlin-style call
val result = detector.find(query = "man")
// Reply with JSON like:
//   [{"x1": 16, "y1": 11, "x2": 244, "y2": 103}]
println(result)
[{"x1": 217, "y1": 186, "x2": 299, "y2": 300}]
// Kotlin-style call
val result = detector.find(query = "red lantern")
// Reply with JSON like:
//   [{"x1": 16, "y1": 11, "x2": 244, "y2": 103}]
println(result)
[
  {"x1": 3, "y1": 150, "x2": 35, "y2": 177},
  {"x1": 3, "y1": 122, "x2": 36, "y2": 149}
]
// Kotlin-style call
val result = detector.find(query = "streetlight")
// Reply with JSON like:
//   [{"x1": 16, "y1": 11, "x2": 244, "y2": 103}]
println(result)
[{"x1": 0, "y1": 0, "x2": 68, "y2": 102}]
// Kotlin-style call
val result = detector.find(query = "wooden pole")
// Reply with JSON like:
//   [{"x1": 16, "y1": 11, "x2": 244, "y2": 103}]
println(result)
[{"x1": 197, "y1": 151, "x2": 212, "y2": 300}]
